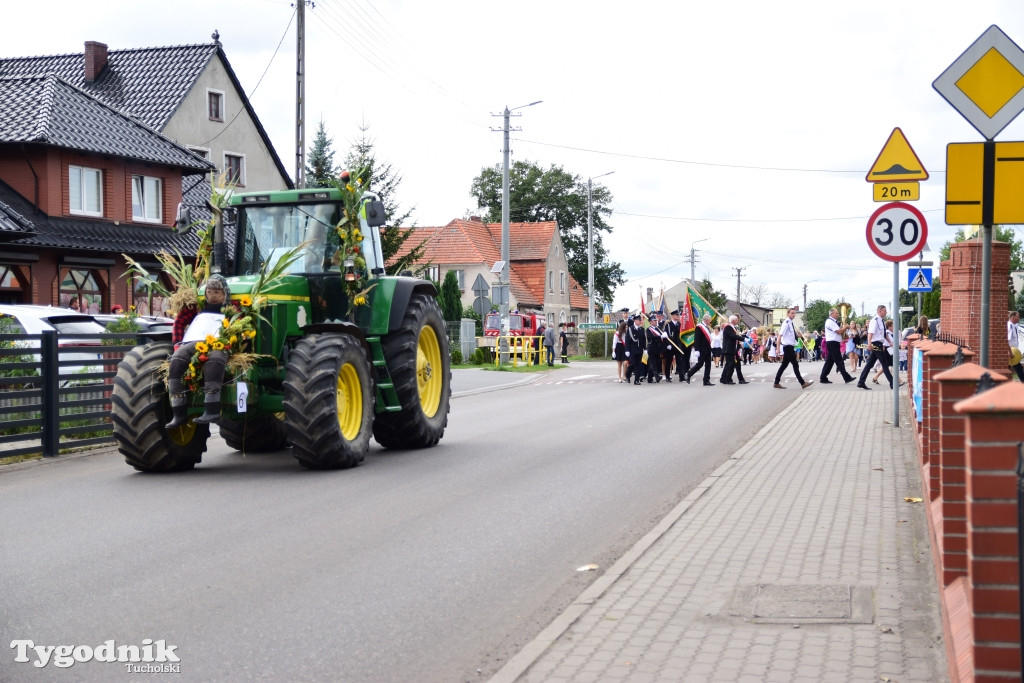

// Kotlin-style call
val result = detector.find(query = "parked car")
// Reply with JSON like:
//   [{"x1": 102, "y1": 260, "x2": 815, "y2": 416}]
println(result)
[
  {"x1": 0, "y1": 304, "x2": 107, "y2": 380},
  {"x1": 93, "y1": 313, "x2": 174, "y2": 334}
]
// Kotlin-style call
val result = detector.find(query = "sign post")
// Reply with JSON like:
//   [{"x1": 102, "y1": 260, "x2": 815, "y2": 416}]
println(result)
[
  {"x1": 933, "y1": 24, "x2": 1024, "y2": 368},
  {"x1": 866, "y1": 201, "x2": 928, "y2": 428}
]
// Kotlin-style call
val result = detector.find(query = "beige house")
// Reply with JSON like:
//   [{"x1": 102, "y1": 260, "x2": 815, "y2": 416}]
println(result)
[{"x1": 394, "y1": 217, "x2": 590, "y2": 325}]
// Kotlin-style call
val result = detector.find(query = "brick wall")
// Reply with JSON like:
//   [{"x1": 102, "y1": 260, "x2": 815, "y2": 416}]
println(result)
[{"x1": 946, "y1": 239, "x2": 1012, "y2": 373}]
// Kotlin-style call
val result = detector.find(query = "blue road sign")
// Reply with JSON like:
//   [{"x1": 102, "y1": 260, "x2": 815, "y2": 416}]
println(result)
[{"x1": 908, "y1": 267, "x2": 933, "y2": 292}]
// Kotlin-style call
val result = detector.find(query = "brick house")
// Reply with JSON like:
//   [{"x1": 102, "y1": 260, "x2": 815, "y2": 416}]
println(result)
[
  {"x1": 394, "y1": 217, "x2": 590, "y2": 325},
  {"x1": 0, "y1": 38, "x2": 291, "y2": 314}
]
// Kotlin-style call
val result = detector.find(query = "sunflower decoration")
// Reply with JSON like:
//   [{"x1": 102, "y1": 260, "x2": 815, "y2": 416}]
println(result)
[
  {"x1": 178, "y1": 291, "x2": 262, "y2": 395},
  {"x1": 333, "y1": 166, "x2": 377, "y2": 316}
]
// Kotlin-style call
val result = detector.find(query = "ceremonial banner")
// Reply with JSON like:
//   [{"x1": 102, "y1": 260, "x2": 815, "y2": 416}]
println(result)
[{"x1": 680, "y1": 284, "x2": 722, "y2": 346}]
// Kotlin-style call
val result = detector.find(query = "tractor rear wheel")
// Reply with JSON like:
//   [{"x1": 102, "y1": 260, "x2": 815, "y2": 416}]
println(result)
[
  {"x1": 111, "y1": 342, "x2": 209, "y2": 472},
  {"x1": 283, "y1": 334, "x2": 373, "y2": 469},
  {"x1": 218, "y1": 413, "x2": 289, "y2": 452},
  {"x1": 372, "y1": 292, "x2": 451, "y2": 449}
]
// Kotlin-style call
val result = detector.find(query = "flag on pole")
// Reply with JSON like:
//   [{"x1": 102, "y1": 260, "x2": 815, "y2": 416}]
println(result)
[
  {"x1": 639, "y1": 286, "x2": 646, "y2": 316},
  {"x1": 657, "y1": 288, "x2": 667, "y2": 317},
  {"x1": 680, "y1": 284, "x2": 723, "y2": 346}
]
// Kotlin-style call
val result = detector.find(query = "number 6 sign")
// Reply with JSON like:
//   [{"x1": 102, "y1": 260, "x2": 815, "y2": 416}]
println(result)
[{"x1": 866, "y1": 201, "x2": 928, "y2": 262}]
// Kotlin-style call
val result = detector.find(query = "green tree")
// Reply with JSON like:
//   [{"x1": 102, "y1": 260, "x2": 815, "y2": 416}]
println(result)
[
  {"x1": 922, "y1": 277, "x2": 941, "y2": 319},
  {"x1": 345, "y1": 122, "x2": 426, "y2": 275},
  {"x1": 469, "y1": 160, "x2": 625, "y2": 303},
  {"x1": 696, "y1": 277, "x2": 728, "y2": 315},
  {"x1": 438, "y1": 270, "x2": 462, "y2": 322},
  {"x1": 304, "y1": 120, "x2": 337, "y2": 188},
  {"x1": 940, "y1": 225, "x2": 1024, "y2": 269},
  {"x1": 803, "y1": 299, "x2": 832, "y2": 333}
]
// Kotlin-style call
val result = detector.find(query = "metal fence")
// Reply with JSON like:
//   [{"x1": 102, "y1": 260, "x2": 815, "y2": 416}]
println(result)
[{"x1": 0, "y1": 330, "x2": 141, "y2": 458}]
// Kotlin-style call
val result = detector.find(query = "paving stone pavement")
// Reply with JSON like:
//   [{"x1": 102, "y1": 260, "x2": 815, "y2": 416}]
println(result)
[{"x1": 492, "y1": 386, "x2": 947, "y2": 683}]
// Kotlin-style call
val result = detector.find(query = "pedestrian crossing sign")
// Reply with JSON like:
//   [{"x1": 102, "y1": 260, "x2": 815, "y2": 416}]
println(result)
[{"x1": 908, "y1": 267, "x2": 933, "y2": 292}]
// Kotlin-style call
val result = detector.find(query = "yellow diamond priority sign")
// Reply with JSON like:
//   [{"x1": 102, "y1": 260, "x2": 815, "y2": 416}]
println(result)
[{"x1": 934, "y1": 25, "x2": 1024, "y2": 140}]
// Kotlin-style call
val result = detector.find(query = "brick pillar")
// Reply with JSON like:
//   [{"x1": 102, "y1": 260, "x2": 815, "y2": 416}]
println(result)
[
  {"x1": 923, "y1": 342, "x2": 961, "y2": 501},
  {"x1": 946, "y1": 239, "x2": 1012, "y2": 372},
  {"x1": 940, "y1": 258, "x2": 952, "y2": 324},
  {"x1": 934, "y1": 359, "x2": 990, "y2": 587},
  {"x1": 954, "y1": 382, "x2": 1024, "y2": 679}
]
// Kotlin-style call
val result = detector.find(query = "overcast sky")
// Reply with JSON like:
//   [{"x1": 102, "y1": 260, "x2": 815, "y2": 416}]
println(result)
[{"x1": 7, "y1": 1, "x2": 1024, "y2": 316}]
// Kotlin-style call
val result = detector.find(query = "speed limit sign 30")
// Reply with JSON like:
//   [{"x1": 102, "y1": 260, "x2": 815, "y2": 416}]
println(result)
[{"x1": 866, "y1": 201, "x2": 928, "y2": 262}]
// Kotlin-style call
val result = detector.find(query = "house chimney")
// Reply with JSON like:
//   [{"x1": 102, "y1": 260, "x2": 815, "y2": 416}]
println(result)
[
  {"x1": 84, "y1": 41, "x2": 108, "y2": 83},
  {"x1": 469, "y1": 215, "x2": 482, "y2": 222}
]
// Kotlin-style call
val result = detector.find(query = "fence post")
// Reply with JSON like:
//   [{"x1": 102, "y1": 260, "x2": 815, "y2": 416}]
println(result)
[{"x1": 40, "y1": 329, "x2": 58, "y2": 457}]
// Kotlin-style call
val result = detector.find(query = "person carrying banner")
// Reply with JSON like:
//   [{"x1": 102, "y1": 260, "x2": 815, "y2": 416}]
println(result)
[
  {"x1": 685, "y1": 314, "x2": 715, "y2": 386},
  {"x1": 819, "y1": 308, "x2": 855, "y2": 384},
  {"x1": 625, "y1": 315, "x2": 647, "y2": 385}
]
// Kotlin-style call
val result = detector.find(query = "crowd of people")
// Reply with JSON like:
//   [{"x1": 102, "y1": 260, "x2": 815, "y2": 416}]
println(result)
[{"x1": 607, "y1": 304, "x2": 928, "y2": 390}]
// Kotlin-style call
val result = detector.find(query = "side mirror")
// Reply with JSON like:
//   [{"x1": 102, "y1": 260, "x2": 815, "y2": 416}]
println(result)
[
  {"x1": 364, "y1": 200, "x2": 387, "y2": 227},
  {"x1": 175, "y1": 203, "x2": 192, "y2": 233}
]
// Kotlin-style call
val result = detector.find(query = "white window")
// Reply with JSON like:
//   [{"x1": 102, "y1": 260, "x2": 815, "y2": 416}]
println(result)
[
  {"x1": 560, "y1": 271, "x2": 566, "y2": 294},
  {"x1": 188, "y1": 146, "x2": 210, "y2": 160},
  {"x1": 69, "y1": 165, "x2": 102, "y2": 216},
  {"x1": 224, "y1": 152, "x2": 245, "y2": 186},
  {"x1": 427, "y1": 265, "x2": 439, "y2": 282},
  {"x1": 454, "y1": 269, "x2": 465, "y2": 290},
  {"x1": 131, "y1": 175, "x2": 162, "y2": 223},
  {"x1": 548, "y1": 270, "x2": 553, "y2": 293},
  {"x1": 207, "y1": 89, "x2": 224, "y2": 121}
]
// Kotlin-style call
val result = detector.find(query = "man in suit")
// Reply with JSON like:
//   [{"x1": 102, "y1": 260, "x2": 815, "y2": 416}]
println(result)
[
  {"x1": 720, "y1": 315, "x2": 748, "y2": 385},
  {"x1": 625, "y1": 315, "x2": 647, "y2": 385},
  {"x1": 774, "y1": 306, "x2": 813, "y2": 389},
  {"x1": 686, "y1": 314, "x2": 715, "y2": 386},
  {"x1": 645, "y1": 314, "x2": 664, "y2": 383},
  {"x1": 663, "y1": 309, "x2": 683, "y2": 382},
  {"x1": 819, "y1": 308, "x2": 855, "y2": 384}
]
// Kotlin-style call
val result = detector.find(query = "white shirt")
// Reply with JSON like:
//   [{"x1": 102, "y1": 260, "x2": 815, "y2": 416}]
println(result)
[
  {"x1": 780, "y1": 317, "x2": 797, "y2": 346},
  {"x1": 182, "y1": 311, "x2": 226, "y2": 343},
  {"x1": 1010, "y1": 320, "x2": 1020, "y2": 348},
  {"x1": 883, "y1": 328, "x2": 893, "y2": 349},
  {"x1": 824, "y1": 316, "x2": 842, "y2": 343},
  {"x1": 867, "y1": 314, "x2": 885, "y2": 344}
]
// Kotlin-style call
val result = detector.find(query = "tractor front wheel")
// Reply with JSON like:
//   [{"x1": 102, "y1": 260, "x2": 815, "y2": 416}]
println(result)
[
  {"x1": 283, "y1": 334, "x2": 373, "y2": 469},
  {"x1": 111, "y1": 342, "x2": 209, "y2": 472}
]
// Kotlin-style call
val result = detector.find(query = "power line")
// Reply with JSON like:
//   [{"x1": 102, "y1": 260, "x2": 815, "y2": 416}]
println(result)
[{"x1": 517, "y1": 137, "x2": 949, "y2": 175}]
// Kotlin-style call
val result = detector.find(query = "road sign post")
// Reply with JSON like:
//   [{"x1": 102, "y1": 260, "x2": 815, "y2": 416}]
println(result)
[
  {"x1": 865, "y1": 201, "x2": 928, "y2": 428},
  {"x1": 934, "y1": 24, "x2": 1024, "y2": 368}
]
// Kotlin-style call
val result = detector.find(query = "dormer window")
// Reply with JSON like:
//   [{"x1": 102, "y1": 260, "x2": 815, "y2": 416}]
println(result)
[{"x1": 208, "y1": 89, "x2": 224, "y2": 121}]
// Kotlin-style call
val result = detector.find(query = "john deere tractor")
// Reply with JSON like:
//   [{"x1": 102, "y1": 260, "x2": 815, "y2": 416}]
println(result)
[{"x1": 111, "y1": 187, "x2": 451, "y2": 471}]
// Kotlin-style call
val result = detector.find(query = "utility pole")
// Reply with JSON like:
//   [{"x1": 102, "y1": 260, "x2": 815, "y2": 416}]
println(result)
[
  {"x1": 491, "y1": 101, "x2": 541, "y2": 354},
  {"x1": 689, "y1": 238, "x2": 709, "y2": 287},
  {"x1": 588, "y1": 172, "x2": 614, "y2": 323},
  {"x1": 295, "y1": 0, "x2": 307, "y2": 188},
  {"x1": 732, "y1": 267, "x2": 747, "y2": 310}
]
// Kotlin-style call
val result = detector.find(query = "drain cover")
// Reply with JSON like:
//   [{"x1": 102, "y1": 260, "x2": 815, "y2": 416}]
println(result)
[{"x1": 730, "y1": 585, "x2": 874, "y2": 624}]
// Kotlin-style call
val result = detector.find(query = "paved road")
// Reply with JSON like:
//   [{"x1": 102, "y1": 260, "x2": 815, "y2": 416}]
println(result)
[{"x1": 0, "y1": 360, "x2": 800, "y2": 681}]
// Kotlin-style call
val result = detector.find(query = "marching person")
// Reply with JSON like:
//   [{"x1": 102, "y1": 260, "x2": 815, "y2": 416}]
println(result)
[
  {"x1": 774, "y1": 306, "x2": 813, "y2": 389},
  {"x1": 686, "y1": 314, "x2": 715, "y2": 386},
  {"x1": 819, "y1": 308, "x2": 855, "y2": 384},
  {"x1": 165, "y1": 275, "x2": 231, "y2": 427},
  {"x1": 663, "y1": 309, "x2": 684, "y2": 382},
  {"x1": 559, "y1": 323, "x2": 569, "y2": 364},
  {"x1": 612, "y1": 320, "x2": 628, "y2": 382},
  {"x1": 719, "y1": 315, "x2": 748, "y2": 385},
  {"x1": 871, "y1": 319, "x2": 898, "y2": 384},
  {"x1": 645, "y1": 314, "x2": 663, "y2": 383},
  {"x1": 1009, "y1": 311, "x2": 1023, "y2": 382},
  {"x1": 625, "y1": 315, "x2": 646, "y2": 385},
  {"x1": 857, "y1": 304, "x2": 894, "y2": 390}
]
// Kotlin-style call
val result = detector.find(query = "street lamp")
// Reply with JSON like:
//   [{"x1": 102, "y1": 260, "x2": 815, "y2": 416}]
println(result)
[
  {"x1": 802, "y1": 280, "x2": 818, "y2": 312},
  {"x1": 689, "y1": 238, "x2": 709, "y2": 287},
  {"x1": 587, "y1": 171, "x2": 614, "y2": 323},
  {"x1": 498, "y1": 100, "x2": 542, "y2": 350}
]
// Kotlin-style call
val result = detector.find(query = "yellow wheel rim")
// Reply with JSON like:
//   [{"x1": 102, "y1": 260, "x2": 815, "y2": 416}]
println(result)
[
  {"x1": 336, "y1": 362, "x2": 363, "y2": 441},
  {"x1": 417, "y1": 324, "x2": 442, "y2": 418},
  {"x1": 169, "y1": 420, "x2": 197, "y2": 445}
]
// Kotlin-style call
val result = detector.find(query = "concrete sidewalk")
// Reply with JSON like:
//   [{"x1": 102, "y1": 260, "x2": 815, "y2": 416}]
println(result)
[{"x1": 492, "y1": 386, "x2": 947, "y2": 682}]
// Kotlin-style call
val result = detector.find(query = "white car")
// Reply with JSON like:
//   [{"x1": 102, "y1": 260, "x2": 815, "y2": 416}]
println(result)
[{"x1": 0, "y1": 305, "x2": 107, "y2": 381}]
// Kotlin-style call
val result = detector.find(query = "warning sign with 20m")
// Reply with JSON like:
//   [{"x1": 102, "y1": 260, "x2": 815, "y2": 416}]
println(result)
[{"x1": 866, "y1": 202, "x2": 928, "y2": 263}]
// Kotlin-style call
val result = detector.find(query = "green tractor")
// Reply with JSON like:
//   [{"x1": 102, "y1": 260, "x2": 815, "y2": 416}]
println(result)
[{"x1": 111, "y1": 187, "x2": 451, "y2": 471}]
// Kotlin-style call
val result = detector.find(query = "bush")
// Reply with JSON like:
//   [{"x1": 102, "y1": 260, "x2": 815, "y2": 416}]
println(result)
[
  {"x1": 450, "y1": 347, "x2": 463, "y2": 365},
  {"x1": 472, "y1": 347, "x2": 490, "y2": 365},
  {"x1": 585, "y1": 330, "x2": 614, "y2": 358}
]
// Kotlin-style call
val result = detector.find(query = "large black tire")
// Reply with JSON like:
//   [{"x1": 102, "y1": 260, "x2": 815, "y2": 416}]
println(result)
[
  {"x1": 218, "y1": 414, "x2": 289, "y2": 452},
  {"x1": 111, "y1": 342, "x2": 209, "y2": 473},
  {"x1": 283, "y1": 334, "x2": 373, "y2": 469},
  {"x1": 372, "y1": 292, "x2": 451, "y2": 449}
]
